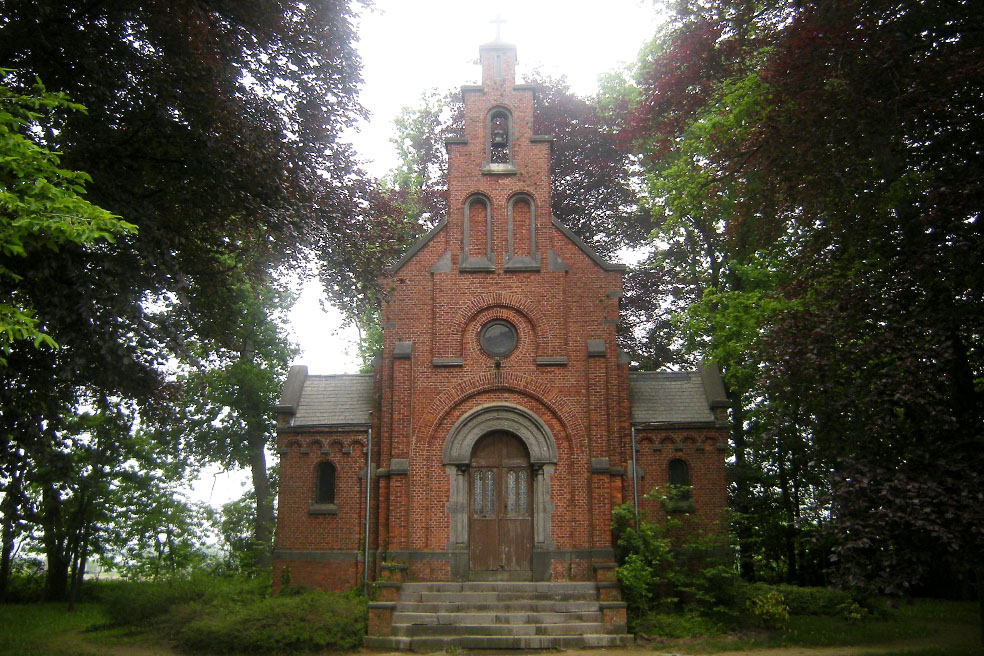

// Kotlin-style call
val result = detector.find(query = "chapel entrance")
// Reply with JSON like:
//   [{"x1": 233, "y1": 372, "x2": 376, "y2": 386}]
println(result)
[{"x1": 468, "y1": 431, "x2": 532, "y2": 576}]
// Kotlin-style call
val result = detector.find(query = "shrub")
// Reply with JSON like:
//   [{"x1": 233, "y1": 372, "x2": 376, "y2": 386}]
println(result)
[
  {"x1": 736, "y1": 582, "x2": 868, "y2": 621},
  {"x1": 100, "y1": 573, "x2": 271, "y2": 626},
  {"x1": 612, "y1": 502, "x2": 736, "y2": 624},
  {"x1": 174, "y1": 590, "x2": 367, "y2": 654},
  {"x1": 746, "y1": 588, "x2": 789, "y2": 629}
]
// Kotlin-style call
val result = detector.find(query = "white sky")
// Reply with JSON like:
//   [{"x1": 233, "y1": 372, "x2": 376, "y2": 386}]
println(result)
[{"x1": 192, "y1": 0, "x2": 666, "y2": 507}]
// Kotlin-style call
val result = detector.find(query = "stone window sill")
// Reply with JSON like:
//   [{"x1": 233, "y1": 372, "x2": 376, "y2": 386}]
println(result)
[
  {"x1": 481, "y1": 163, "x2": 517, "y2": 175},
  {"x1": 309, "y1": 503, "x2": 338, "y2": 515}
]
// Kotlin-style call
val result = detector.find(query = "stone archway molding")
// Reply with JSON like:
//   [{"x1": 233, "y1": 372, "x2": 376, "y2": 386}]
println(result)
[
  {"x1": 443, "y1": 403, "x2": 558, "y2": 466},
  {"x1": 443, "y1": 403, "x2": 557, "y2": 577}
]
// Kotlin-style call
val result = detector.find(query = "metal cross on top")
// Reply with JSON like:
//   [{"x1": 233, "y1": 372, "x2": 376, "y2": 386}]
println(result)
[{"x1": 491, "y1": 14, "x2": 507, "y2": 41}]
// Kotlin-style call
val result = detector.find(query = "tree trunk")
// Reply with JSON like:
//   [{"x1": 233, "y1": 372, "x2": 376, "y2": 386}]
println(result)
[
  {"x1": 247, "y1": 428, "x2": 274, "y2": 569},
  {"x1": 777, "y1": 448, "x2": 797, "y2": 584},
  {"x1": 67, "y1": 525, "x2": 89, "y2": 611},
  {"x1": 0, "y1": 469, "x2": 22, "y2": 600},
  {"x1": 728, "y1": 386, "x2": 754, "y2": 580},
  {"x1": 41, "y1": 486, "x2": 69, "y2": 601}
]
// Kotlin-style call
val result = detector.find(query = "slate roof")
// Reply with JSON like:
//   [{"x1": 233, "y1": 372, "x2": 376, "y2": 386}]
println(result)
[
  {"x1": 278, "y1": 366, "x2": 373, "y2": 427},
  {"x1": 628, "y1": 368, "x2": 725, "y2": 425},
  {"x1": 277, "y1": 365, "x2": 726, "y2": 428}
]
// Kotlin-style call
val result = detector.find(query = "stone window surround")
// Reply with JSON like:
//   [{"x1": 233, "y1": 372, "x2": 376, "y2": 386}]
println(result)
[
  {"x1": 482, "y1": 106, "x2": 518, "y2": 175},
  {"x1": 460, "y1": 194, "x2": 495, "y2": 272},
  {"x1": 505, "y1": 193, "x2": 540, "y2": 271}
]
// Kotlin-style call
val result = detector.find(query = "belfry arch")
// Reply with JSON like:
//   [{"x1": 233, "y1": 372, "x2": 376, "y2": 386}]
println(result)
[{"x1": 443, "y1": 404, "x2": 557, "y2": 578}]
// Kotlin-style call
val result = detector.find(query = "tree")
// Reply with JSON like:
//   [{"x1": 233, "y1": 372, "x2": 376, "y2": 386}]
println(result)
[
  {"x1": 619, "y1": 0, "x2": 984, "y2": 597},
  {"x1": 0, "y1": 76, "x2": 135, "y2": 359},
  {"x1": 163, "y1": 267, "x2": 295, "y2": 569},
  {"x1": 0, "y1": 1, "x2": 368, "y2": 593}
]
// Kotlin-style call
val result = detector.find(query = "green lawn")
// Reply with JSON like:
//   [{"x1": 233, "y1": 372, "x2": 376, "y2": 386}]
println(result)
[
  {"x1": 647, "y1": 599, "x2": 981, "y2": 655},
  {"x1": 0, "y1": 597, "x2": 979, "y2": 656}
]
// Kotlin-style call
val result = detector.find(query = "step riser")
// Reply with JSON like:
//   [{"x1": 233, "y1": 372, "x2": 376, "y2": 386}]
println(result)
[
  {"x1": 404, "y1": 591, "x2": 598, "y2": 603},
  {"x1": 393, "y1": 622, "x2": 607, "y2": 637},
  {"x1": 391, "y1": 611, "x2": 604, "y2": 625},
  {"x1": 399, "y1": 582, "x2": 598, "y2": 594},
  {"x1": 365, "y1": 634, "x2": 633, "y2": 651},
  {"x1": 395, "y1": 600, "x2": 601, "y2": 613}
]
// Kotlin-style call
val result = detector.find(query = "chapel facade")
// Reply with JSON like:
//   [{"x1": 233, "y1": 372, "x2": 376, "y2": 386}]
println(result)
[{"x1": 272, "y1": 40, "x2": 729, "y2": 642}]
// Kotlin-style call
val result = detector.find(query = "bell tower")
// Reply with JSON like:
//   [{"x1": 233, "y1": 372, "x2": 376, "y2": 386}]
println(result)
[{"x1": 445, "y1": 39, "x2": 553, "y2": 272}]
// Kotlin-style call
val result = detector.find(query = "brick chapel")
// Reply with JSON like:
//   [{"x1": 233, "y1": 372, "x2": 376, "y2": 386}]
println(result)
[{"x1": 272, "y1": 39, "x2": 729, "y2": 644}]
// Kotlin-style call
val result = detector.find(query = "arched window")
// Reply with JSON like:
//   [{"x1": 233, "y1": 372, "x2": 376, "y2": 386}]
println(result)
[
  {"x1": 315, "y1": 461, "x2": 336, "y2": 505},
  {"x1": 483, "y1": 108, "x2": 517, "y2": 174},
  {"x1": 664, "y1": 458, "x2": 694, "y2": 513},
  {"x1": 489, "y1": 110, "x2": 510, "y2": 163},
  {"x1": 668, "y1": 458, "x2": 690, "y2": 487}
]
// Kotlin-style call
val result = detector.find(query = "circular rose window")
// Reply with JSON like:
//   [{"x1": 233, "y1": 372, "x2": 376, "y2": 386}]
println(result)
[{"x1": 479, "y1": 320, "x2": 517, "y2": 358}]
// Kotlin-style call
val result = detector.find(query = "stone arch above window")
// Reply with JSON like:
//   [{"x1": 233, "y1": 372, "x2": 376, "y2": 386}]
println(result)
[
  {"x1": 460, "y1": 194, "x2": 494, "y2": 272},
  {"x1": 482, "y1": 107, "x2": 517, "y2": 175},
  {"x1": 505, "y1": 193, "x2": 539, "y2": 271}
]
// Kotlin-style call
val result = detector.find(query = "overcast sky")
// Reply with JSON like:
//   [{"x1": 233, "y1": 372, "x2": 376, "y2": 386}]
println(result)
[{"x1": 194, "y1": 1, "x2": 665, "y2": 505}]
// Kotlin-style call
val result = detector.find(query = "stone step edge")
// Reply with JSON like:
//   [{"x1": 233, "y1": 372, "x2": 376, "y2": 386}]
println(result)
[{"x1": 364, "y1": 633, "x2": 634, "y2": 650}]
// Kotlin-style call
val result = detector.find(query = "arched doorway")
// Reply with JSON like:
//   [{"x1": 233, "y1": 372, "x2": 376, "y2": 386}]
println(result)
[
  {"x1": 468, "y1": 432, "x2": 532, "y2": 575},
  {"x1": 443, "y1": 403, "x2": 557, "y2": 580}
]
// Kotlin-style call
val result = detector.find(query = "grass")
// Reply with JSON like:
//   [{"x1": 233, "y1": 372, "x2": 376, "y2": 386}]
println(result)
[
  {"x1": 0, "y1": 602, "x2": 113, "y2": 656},
  {"x1": 641, "y1": 599, "x2": 982, "y2": 655},
  {"x1": 0, "y1": 592, "x2": 978, "y2": 655}
]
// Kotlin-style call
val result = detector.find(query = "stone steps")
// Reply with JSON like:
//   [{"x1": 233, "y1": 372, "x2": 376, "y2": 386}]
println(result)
[
  {"x1": 366, "y1": 581, "x2": 632, "y2": 651},
  {"x1": 365, "y1": 634, "x2": 633, "y2": 650}
]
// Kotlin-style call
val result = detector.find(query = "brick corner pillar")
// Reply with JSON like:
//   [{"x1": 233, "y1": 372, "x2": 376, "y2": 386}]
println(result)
[
  {"x1": 586, "y1": 339, "x2": 614, "y2": 552},
  {"x1": 387, "y1": 341, "x2": 414, "y2": 555}
]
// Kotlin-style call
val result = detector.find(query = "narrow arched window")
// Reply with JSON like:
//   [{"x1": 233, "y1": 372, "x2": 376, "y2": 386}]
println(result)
[
  {"x1": 489, "y1": 110, "x2": 510, "y2": 163},
  {"x1": 668, "y1": 458, "x2": 690, "y2": 487},
  {"x1": 315, "y1": 461, "x2": 336, "y2": 505}
]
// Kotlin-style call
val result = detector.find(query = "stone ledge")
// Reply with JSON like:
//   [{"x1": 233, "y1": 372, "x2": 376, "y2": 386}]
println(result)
[{"x1": 308, "y1": 503, "x2": 337, "y2": 515}]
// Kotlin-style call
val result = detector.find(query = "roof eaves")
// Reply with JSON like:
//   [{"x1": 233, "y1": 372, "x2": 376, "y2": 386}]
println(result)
[
  {"x1": 551, "y1": 218, "x2": 626, "y2": 272},
  {"x1": 389, "y1": 219, "x2": 447, "y2": 275}
]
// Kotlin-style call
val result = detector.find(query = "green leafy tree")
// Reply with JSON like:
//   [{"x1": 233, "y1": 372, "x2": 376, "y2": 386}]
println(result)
[
  {"x1": 164, "y1": 266, "x2": 296, "y2": 570},
  {"x1": 0, "y1": 76, "x2": 135, "y2": 360},
  {"x1": 619, "y1": 0, "x2": 984, "y2": 601},
  {"x1": 0, "y1": 1, "x2": 367, "y2": 593}
]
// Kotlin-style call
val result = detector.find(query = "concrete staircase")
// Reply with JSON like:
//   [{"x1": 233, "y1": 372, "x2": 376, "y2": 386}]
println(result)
[{"x1": 365, "y1": 581, "x2": 632, "y2": 651}]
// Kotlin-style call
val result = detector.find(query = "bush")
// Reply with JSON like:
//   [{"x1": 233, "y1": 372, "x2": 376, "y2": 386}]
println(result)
[
  {"x1": 746, "y1": 588, "x2": 789, "y2": 629},
  {"x1": 174, "y1": 590, "x2": 367, "y2": 654},
  {"x1": 611, "y1": 502, "x2": 736, "y2": 625},
  {"x1": 736, "y1": 582, "x2": 868, "y2": 621},
  {"x1": 100, "y1": 573, "x2": 271, "y2": 626}
]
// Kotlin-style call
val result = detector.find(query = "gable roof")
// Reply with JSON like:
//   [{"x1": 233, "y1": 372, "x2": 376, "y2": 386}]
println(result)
[
  {"x1": 629, "y1": 364, "x2": 728, "y2": 425},
  {"x1": 277, "y1": 366, "x2": 373, "y2": 427}
]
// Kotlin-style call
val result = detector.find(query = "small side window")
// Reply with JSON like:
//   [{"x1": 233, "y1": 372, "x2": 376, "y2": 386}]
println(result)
[
  {"x1": 316, "y1": 461, "x2": 336, "y2": 505},
  {"x1": 668, "y1": 458, "x2": 690, "y2": 488}
]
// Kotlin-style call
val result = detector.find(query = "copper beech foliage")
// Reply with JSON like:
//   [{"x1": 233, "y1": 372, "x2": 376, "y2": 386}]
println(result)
[
  {"x1": 0, "y1": 0, "x2": 368, "y2": 599},
  {"x1": 621, "y1": 0, "x2": 983, "y2": 594}
]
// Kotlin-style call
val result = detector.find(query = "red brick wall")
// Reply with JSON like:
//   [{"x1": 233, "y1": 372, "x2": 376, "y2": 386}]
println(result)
[
  {"x1": 273, "y1": 43, "x2": 728, "y2": 592},
  {"x1": 627, "y1": 427, "x2": 729, "y2": 530}
]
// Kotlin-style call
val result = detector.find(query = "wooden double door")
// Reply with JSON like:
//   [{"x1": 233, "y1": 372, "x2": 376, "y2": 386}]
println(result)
[{"x1": 468, "y1": 432, "x2": 532, "y2": 573}]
